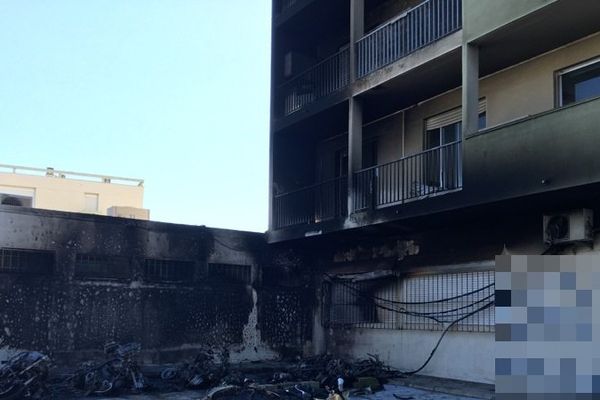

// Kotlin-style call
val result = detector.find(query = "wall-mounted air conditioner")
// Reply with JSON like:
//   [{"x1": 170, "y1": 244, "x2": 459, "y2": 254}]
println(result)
[{"x1": 543, "y1": 209, "x2": 594, "y2": 245}]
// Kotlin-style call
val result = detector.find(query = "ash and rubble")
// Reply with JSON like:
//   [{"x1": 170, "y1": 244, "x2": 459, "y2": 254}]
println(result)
[{"x1": 0, "y1": 341, "x2": 401, "y2": 400}]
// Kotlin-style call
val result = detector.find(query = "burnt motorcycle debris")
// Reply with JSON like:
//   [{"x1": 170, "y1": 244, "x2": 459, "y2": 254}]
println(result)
[
  {"x1": 0, "y1": 344, "x2": 397, "y2": 399},
  {"x1": 0, "y1": 351, "x2": 51, "y2": 400},
  {"x1": 60, "y1": 341, "x2": 145, "y2": 397},
  {"x1": 274, "y1": 353, "x2": 399, "y2": 389},
  {"x1": 160, "y1": 347, "x2": 229, "y2": 389}
]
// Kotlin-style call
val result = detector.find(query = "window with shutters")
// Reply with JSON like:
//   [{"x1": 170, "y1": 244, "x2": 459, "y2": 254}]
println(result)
[{"x1": 423, "y1": 100, "x2": 486, "y2": 189}]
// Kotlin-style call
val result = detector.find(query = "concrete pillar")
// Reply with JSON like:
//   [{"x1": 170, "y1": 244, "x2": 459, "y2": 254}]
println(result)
[
  {"x1": 348, "y1": 97, "x2": 363, "y2": 213},
  {"x1": 348, "y1": 0, "x2": 365, "y2": 213},
  {"x1": 462, "y1": 43, "x2": 480, "y2": 137},
  {"x1": 349, "y1": 0, "x2": 364, "y2": 81}
]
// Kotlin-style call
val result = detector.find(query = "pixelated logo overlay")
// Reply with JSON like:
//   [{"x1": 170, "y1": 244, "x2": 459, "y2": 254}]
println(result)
[{"x1": 496, "y1": 255, "x2": 600, "y2": 400}]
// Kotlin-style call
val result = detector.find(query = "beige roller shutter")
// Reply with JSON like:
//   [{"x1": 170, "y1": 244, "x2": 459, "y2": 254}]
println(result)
[{"x1": 425, "y1": 99, "x2": 487, "y2": 131}]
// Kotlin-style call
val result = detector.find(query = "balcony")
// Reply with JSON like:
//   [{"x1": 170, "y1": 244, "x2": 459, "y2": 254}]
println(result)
[
  {"x1": 357, "y1": 0, "x2": 462, "y2": 78},
  {"x1": 278, "y1": 48, "x2": 350, "y2": 117},
  {"x1": 274, "y1": 0, "x2": 462, "y2": 122},
  {"x1": 272, "y1": 142, "x2": 462, "y2": 230},
  {"x1": 273, "y1": 176, "x2": 348, "y2": 230},
  {"x1": 353, "y1": 141, "x2": 462, "y2": 211}
]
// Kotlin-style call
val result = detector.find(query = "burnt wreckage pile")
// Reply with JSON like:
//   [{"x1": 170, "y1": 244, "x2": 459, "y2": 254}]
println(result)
[{"x1": 0, "y1": 344, "x2": 399, "y2": 399}]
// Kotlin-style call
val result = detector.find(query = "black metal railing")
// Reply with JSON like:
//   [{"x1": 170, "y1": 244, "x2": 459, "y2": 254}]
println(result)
[
  {"x1": 353, "y1": 141, "x2": 462, "y2": 212},
  {"x1": 273, "y1": 176, "x2": 348, "y2": 229},
  {"x1": 356, "y1": 0, "x2": 462, "y2": 78},
  {"x1": 279, "y1": 48, "x2": 350, "y2": 116}
]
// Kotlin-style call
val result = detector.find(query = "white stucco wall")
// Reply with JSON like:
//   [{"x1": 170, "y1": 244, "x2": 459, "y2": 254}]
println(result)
[{"x1": 329, "y1": 327, "x2": 494, "y2": 384}]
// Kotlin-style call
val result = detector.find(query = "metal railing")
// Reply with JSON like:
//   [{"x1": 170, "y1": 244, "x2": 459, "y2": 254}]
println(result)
[
  {"x1": 353, "y1": 141, "x2": 462, "y2": 212},
  {"x1": 273, "y1": 176, "x2": 348, "y2": 229},
  {"x1": 0, "y1": 163, "x2": 144, "y2": 186},
  {"x1": 356, "y1": 0, "x2": 462, "y2": 78},
  {"x1": 279, "y1": 48, "x2": 350, "y2": 116}
]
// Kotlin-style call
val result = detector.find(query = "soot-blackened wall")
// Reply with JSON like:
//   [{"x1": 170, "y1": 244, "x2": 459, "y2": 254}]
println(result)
[{"x1": 0, "y1": 206, "x2": 311, "y2": 364}]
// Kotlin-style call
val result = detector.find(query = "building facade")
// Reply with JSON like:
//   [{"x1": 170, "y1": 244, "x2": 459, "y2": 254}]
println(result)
[
  {"x1": 0, "y1": 164, "x2": 149, "y2": 220},
  {"x1": 269, "y1": 0, "x2": 600, "y2": 383}
]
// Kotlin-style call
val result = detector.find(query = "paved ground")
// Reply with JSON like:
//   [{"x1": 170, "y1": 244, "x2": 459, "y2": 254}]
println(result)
[{"x1": 81, "y1": 382, "x2": 491, "y2": 400}]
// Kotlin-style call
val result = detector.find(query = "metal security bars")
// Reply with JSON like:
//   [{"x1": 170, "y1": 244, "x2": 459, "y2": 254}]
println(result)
[
  {"x1": 144, "y1": 259, "x2": 195, "y2": 283},
  {"x1": 356, "y1": 0, "x2": 462, "y2": 78},
  {"x1": 0, "y1": 248, "x2": 54, "y2": 275},
  {"x1": 207, "y1": 263, "x2": 252, "y2": 285},
  {"x1": 353, "y1": 141, "x2": 462, "y2": 212},
  {"x1": 279, "y1": 48, "x2": 350, "y2": 116},
  {"x1": 273, "y1": 176, "x2": 348, "y2": 229},
  {"x1": 323, "y1": 269, "x2": 495, "y2": 332},
  {"x1": 75, "y1": 254, "x2": 131, "y2": 281}
]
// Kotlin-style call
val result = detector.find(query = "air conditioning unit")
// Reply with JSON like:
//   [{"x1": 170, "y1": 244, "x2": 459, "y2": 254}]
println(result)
[{"x1": 543, "y1": 209, "x2": 594, "y2": 245}]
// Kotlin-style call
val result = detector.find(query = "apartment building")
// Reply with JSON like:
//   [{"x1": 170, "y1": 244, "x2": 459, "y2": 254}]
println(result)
[
  {"x1": 268, "y1": 0, "x2": 600, "y2": 383},
  {"x1": 0, "y1": 164, "x2": 149, "y2": 220}
]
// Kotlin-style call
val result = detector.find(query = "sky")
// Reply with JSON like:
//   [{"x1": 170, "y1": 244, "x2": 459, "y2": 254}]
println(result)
[{"x1": 0, "y1": 1, "x2": 272, "y2": 232}]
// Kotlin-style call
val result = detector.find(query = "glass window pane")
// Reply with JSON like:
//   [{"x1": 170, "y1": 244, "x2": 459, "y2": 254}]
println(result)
[
  {"x1": 561, "y1": 61, "x2": 600, "y2": 105},
  {"x1": 442, "y1": 122, "x2": 460, "y2": 144},
  {"x1": 425, "y1": 129, "x2": 440, "y2": 149},
  {"x1": 478, "y1": 112, "x2": 487, "y2": 130}
]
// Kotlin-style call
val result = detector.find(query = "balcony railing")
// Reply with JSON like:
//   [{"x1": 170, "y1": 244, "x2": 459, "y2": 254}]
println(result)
[
  {"x1": 356, "y1": 0, "x2": 462, "y2": 78},
  {"x1": 273, "y1": 176, "x2": 348, "y2": 229},
  {"x1": 353, "y1": 141, "x2": 462, "y2": 211},
  {"x1": 279, "y1": 48, "x2": 350, "y2": 116}
]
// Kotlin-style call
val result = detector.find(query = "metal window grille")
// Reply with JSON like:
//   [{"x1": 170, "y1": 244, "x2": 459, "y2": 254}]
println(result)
[
  {"x1": 74, "y1": 254, "x2": 131, "y2": 281},
  {"x1": 0, "y1": 248, "x2": 54, "y2": 275},
  {"x1": 207, "y1": 263, "x2": 252, "y2": 285},
  {"x1": 323, "y1": 270, "x2": 494, "y2": 332},
  {"x1": 144, "y1": 258, "x2": 194, "y2": 283}
]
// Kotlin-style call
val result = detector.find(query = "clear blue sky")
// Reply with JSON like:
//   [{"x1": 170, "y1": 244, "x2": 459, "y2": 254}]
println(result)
[{"x1": 0, "y1": 1, "x2": 272, "y2": 232}]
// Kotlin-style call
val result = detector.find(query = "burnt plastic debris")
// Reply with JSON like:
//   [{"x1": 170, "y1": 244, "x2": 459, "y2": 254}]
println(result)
[
  {"x1": 0, "y1": 351, "x2": 51, "y2": 399},
  {"x1": 160, "y1": 346, "x2": 229, "y2": 390},
  {"x1": 0, "y1": 345, "x2": 397, "y2": 399},
  {"x1": 60, "y1": 341, "x2": 145, "y2": 397}
]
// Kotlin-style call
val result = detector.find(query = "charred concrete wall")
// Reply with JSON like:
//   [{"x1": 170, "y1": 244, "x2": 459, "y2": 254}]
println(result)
[
  {"x1": 299, "y1": 206, "x2": 600, "y2": 383},
  {"x1": 0, "y1": 206, "x2": 313, "y2": 365}
]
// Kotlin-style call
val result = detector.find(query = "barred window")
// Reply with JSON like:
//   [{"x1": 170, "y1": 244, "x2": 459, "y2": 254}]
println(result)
[
  {"x1": 0, "y1": 248, "x2": 54, "y2": 275},
  {"x1": 323, "y1": 269, "x2": 494, "y2": 332},
  {"x1": 75, "y1": 254, "x2": 131, "y2": 281},
  {"x1": 144, "y1": 258, "x2": 194, "y2": 283},
  {"x1": 207, "y1": 263, "x2": 252, "y2": 284}
]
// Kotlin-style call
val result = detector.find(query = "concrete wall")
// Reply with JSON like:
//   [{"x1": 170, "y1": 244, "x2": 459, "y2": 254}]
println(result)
[
  {"x1": 463, "y1": 0, "x2": 557, "y2": 43},
  {"x1": 331, "y1": 329, "x2": 494, "y2": 383},
  {"x1": 310, "y1": 203, "x2": 600, "y2": 384},
  {"x1": 0, "y1": 207, "x2": 311, "y2": 365},
  {"x1": 0, "y1": 172, "x2": 145, "y2": 217}
]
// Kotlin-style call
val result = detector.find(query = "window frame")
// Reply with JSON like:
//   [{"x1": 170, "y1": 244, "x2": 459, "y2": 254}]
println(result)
[{"x1": 556, "y1": 56, "x2": 600, "y2": 108}]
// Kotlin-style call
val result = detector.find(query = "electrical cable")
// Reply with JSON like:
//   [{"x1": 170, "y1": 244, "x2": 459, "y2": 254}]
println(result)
[
  {"x1": 333, "y1": 280, "x2": 494, "y2": 323},
  {"x1": 324, "y1": 272, "x2": 494, "y2": 305},
  {"x1": 400, "y1": 301, "x2": 495, "y2": 375}
]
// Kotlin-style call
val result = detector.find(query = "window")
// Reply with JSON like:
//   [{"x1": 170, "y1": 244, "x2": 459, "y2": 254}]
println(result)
[
  {"x1": 144, "y1": 258, "x2": 194, "y2": 283},
  {"x1": 0, "y1": 248, "x2": 54, "y2": 274},
  {"x1": 207, "y1": 263, "x2": 252, "y2": 284},
  {"x1": 84, "y1": 193, "x2": 99, "y2": 213},
  {"x1": 558, "y1": 58, "x2": 600, "y2": 106},
  {"x1": 322, "y1": 269, "x2": 495, "y2": 332},
  {"x1": 423, "y1": 100, "x2": 485, "y2": 190},
  {"x1": 0, "y1": 186, "x2": 34, "y2": 208},
  {"x1": 75, "y1": 254, "x2": 131, "y2": 280}
]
